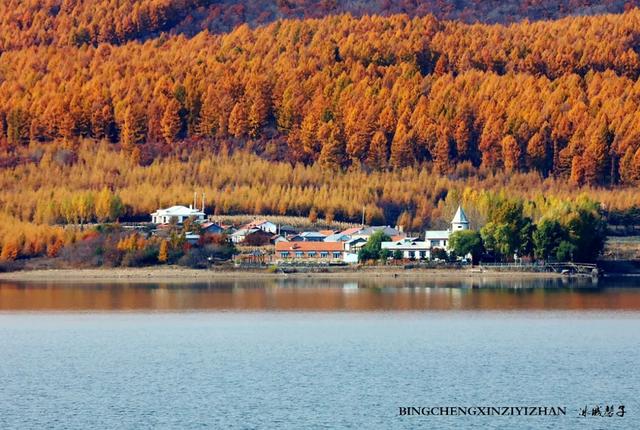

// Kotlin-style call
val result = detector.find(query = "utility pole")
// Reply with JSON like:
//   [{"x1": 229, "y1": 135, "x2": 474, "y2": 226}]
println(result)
[{"x1": 361, "y1": 205, "x2": 365, "y2": 228}]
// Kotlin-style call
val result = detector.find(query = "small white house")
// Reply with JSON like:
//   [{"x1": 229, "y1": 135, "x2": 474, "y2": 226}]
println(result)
[
  {"x1": 381, "y1": 238, "x2": 431, "y2": 260},
  {"x1": 151, "y1": 205, "x2": 206, "y2": 224},
  {"x1": 230, "y1": 228, "x2": 257, "y2": 244},
  {"x1": 425, "y1": 230, "x2": 451, "y2": 250},
  {"x1": 344, "y1": 237, "x2": 367, "y2": 252}
]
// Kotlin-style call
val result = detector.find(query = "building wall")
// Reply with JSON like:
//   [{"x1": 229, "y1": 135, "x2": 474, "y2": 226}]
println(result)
[
  {"x1": 278, "y1": 251, "x2": 344, "y2": 260},
  {"x1": 401, "y1": 249, "x2": 430, "y2": 259},
  {"x1": 427, "y1": 239, "x2": 448, "y2": 249}
]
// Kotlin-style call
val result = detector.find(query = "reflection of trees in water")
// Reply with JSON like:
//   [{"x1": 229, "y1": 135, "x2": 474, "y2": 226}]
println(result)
[{"x1": 0, "y1": 277, "x2": 638, "y2": 311}]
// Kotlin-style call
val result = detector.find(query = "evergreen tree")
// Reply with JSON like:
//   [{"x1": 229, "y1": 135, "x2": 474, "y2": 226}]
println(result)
[{"x1": 161, "y1": 99, "x2": 182, "y2": 145}]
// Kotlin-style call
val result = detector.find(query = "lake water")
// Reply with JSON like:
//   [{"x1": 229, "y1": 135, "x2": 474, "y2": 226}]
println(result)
[{"x1": 1, "y1": 276, "x2": 639, "y2": 429}]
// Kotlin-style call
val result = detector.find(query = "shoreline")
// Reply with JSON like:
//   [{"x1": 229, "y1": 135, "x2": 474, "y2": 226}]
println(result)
[{"x1": 0, "y1": 266, "x2": 566, "y2": 284}]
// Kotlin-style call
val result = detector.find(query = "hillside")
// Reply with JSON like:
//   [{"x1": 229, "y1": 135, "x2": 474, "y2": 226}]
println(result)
[
  {"x1": 0, "y1": 0, "x2": 639, "y2": 51},
  {"x1": 2, "y1": 8, "x2": 640, "y2": 261},
  {"x1": 2, "y1": 12, "x2": 640, "y2": 185}
]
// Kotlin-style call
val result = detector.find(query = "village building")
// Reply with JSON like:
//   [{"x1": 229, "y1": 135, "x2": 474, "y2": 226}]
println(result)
[
  {"x1": 278, "y1": 224, "x2": 298, "y2": 236},
  {"x1": 324, "y1": 233, "x2": 352, "y2": 242},
  {"x1": 382, "y1": 206, "x2": 471, "y2": 259},
  {"x1": 230, "y1": 228, "x2": 272, "y2": 245},
  {"x1": 344, "y1": 237, "x2": 367, "y2": 253},
  {"x1": 340, "y1": 226, "x2": 363, "y2": 236},
  {"x1": 150, "y1": 205, "x2": 206, "y2": 225},
  {"x1": 381, "y1": 237, "x2": 431, "y2": 260},
  {"x1": 200, "y1": 222, "x2": 224, "y2": 234},
  {"x1": 424, "y1": 229, "x2": 451, "y2": 250},
  {"x1": 290, "y1": 231, "x2": 327, "y2": 242},
  {"x1": 275, "y1": 241, "x2": 346, "y2": 262},
  {"x1": 424, "y1": 205, "x2": 470, "y2": 251},
  {"x1": 351, "y1": 225, "x2": 404, "y2": 241},
  {"x1": 318, "y1": 229, "x2": 337, "y2": 237},
  {"x1": 272, "y1": 234, "x2": 288, "y2": 244},
  {"x1": 241, "y1": 219, "x2": 278, "y2": 234}
]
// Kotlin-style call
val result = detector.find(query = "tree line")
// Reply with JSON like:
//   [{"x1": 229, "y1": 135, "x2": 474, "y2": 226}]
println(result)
[
  {"x1": 357, "y1": 196, "x2": 607, "y2": 264},
  {"x1": 1, "y1": 1, "x2": 635, "y2": 52},
  {"x1": 450, "y1": 196, "x2": 606, "y2": 263}
]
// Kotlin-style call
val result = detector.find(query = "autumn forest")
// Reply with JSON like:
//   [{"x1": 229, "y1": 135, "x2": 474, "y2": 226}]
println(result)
[{"x1": 1, "y1": 2, "x2": 640, "y2": 260}]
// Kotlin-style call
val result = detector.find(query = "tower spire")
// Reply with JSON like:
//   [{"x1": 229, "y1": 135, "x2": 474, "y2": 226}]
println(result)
[{"x1": 451, "y1": 205, "x2": 470, "y2": 231}]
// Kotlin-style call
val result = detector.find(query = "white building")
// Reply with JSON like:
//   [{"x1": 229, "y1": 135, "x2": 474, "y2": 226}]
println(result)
[
  {"x1": 151, "y1": 205, "x2": 206, "y2": 224},
  {"x1": 381, "y1": 206, "x2": 471, "y2": 259},
  {"x1": 424, "y1": 205, "x2": 470, "y2": 251},
  {"x1": 381, "y1": 237, "x2": 431, "y2": 260}
]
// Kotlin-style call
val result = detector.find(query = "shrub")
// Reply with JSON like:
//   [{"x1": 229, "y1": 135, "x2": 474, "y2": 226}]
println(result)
[
  {"x1": 121, "y1": 245, "x2": 159, "y2": 267},
  {"x1": 178, "y1": 248, "x2": 209, "y2": 269}
]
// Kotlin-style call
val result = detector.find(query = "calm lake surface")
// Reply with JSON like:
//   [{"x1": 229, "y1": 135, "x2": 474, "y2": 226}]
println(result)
[{"x1": 1, "y1": 276, "x2": 639, "y2": 429}]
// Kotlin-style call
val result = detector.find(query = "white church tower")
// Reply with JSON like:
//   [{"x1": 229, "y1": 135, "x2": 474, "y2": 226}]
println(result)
[{"x1": 451, "y1": 206, "x2": 470, "y2": 232}]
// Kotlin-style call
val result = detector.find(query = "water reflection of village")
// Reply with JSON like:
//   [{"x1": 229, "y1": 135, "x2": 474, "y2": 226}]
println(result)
[{"x1": 1, "y1": 277, "x2": 639, "y2": 311}]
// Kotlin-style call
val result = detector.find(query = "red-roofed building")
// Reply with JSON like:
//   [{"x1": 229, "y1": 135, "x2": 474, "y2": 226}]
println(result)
[{"x1": 275, "y1": 241, "x2": 345, "y2": 261}]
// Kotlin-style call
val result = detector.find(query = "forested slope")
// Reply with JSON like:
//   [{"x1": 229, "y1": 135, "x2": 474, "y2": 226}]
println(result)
[{"x1": 2, "y1": 12, "x2": 640, "y2": 185}]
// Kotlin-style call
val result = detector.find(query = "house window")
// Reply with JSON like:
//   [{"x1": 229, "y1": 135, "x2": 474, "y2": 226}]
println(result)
[
  {"x1": 320, "y1": 252, "x2": 329, "y2": 258},
  {"x1": 295, "y1": 251, "x2": 303, "y2": 258},
  {"x1": 420, "y1": 251, "x2": 426, "y2": 259},
  {"x1": 307, "y1": 251, "x2": 316, "y2": 258},
  {"x1": 333, "y1": 252, "x2": 341, "y2": 259},
  {"x1": 280, "y1": 252, "x2": 290, "y2": 258},
  {"x1": 430, "y1": 240, "x2": 439, "y2": 247}
]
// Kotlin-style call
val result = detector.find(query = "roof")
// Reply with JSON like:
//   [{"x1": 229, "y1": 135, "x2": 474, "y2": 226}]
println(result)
[
  {"x1": 425, "y1": 230, "x2": 451, "y2": 239},
  {"x1": 357, "y1": 226, "x2": 401, "y2": 236},
  {"x1": 346, "y1": 237, "x2": 367, "y2": 244},
  {"x1": 382, "y1": 239, "x2": 430, "y2": 250},
  {"x1": 324, "y1": 233, "x2": 351, "y2": 242},
  {"x1": 275, "y1": 241, "x2": 345, "y2": 252},
  {"x1": 452, "y1": 206, "x2": 469, "y2": 224},
  {"x1": 242, "y1": 219, "x2": 275, "y2": 229},
  {"x1": 201, "y1": 222, "x2": 222, "y2": 230},
  {"x1": 231, "y1": 228, "x2": 258, "y2": 236},
  {"x1": 299, "y1": 231, "x2": 327, "y2": 238},
  {"x1": 340, "y1": 227, "x2": 363, "y2": 236},
  {"x1": 151, "y1": 205, "x2": 205, "y2": 217}
]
